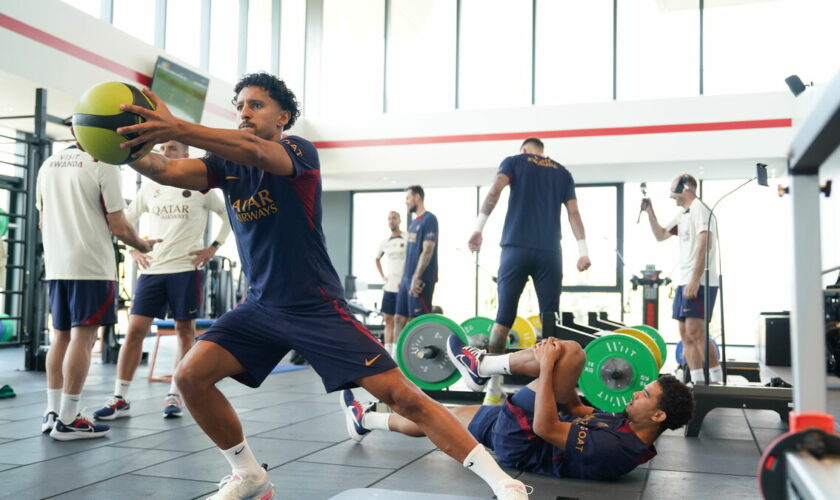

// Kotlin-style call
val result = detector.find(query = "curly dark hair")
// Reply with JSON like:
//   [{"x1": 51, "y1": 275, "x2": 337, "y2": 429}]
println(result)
[
  {"x1": 656, "y1": 374, "x2": 694, "y2": 431},
  {"x1": 233, "y1": 72, "x2": 301, "y2": 130}
]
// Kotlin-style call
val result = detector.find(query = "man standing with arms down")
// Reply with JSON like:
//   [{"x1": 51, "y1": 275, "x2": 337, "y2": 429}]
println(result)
[
  {"x1": 37, "y1": 144, "x2": 157, "y2": 440},
  {"x1": 394, "y1": 185, "x2": 438, "y2": 335},
  {"x1": 468, "y1": 138, "x2": 591, "y2": 405},
  {"x1": 114, "y1": 73, "x2": 528, "y2": 500},
  {"x1": 93, "y1": 140, "x2": 231, "y2": 421},
  {"x1": 375, "y1": 210, "x2": 406, "y2": 357},
  {"x1": 641, "y1": 174, "x2": 722, "y2": 385}
]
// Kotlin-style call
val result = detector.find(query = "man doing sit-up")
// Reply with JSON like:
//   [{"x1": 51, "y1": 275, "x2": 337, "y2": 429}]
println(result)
[{"x1": 342, "y1": 336, "x2": 694, "y2": 481}]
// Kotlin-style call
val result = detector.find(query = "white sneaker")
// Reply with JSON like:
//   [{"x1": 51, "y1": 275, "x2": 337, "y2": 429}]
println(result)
[
  {"x1": 41, "y1": 411, "x2": 57, "y2": 433},
  {"x1": 207, "y1": 469, "x2": 275, "y2": 500},
  {"x1": 494, "y1": 480, "x2": 532, "y2": 500}
]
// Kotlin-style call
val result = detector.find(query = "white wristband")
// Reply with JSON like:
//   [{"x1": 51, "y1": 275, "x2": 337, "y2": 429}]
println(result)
[
  {"x1": 474, "y1": 213, "x2": 489, "y2": 233},
  {"x1": 577, "y1": 239, "x2": 589, "y2": 257}
]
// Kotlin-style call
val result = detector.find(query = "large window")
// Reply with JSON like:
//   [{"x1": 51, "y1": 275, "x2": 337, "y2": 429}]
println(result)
[
  {"x1": 279, "y1": 0, "x2": 307, "y2": 103},
  {"x1": 622, "y1": 181, "x2": 681, "y2": 342},
  {"x1": 320, "y1": 0, "x2": 385, "y2": 116},
  {"x1": 459, "y1": 0, "x2": 532, "y2": 110},
  {"x1": 351, "y1": 191, "x2": 407, "y2": 309},
  {"x1": 616, "y1": 1, "x2": 699, "y2": 100},
  {"x1": 386, "y1": 0, "x2": 457, "y2": 114},
  {"x1": 704, "y1": 0, "x2": 840, "y2": 95},
  {"x1": 700, "y1": 179, "x2": 792, "y2": 346},
  {"x1": 165, "y1": 0, "x2": 202, "y2": 67},
  {"x1": 477, "y1": 184, "x2": 621, "y2": 321},
  {"x1": 622, "y1": 179, "x2": 791, "y2": 346},
  {"x1": 209, "y1": 0, "x2": 241, "y2": 82},
  {"x1": 422, "y1": 187, "x2": 478, "y2": 322},
  {"x1": 113, "y1": 0, "x2": 156, "y2": 45},
  {"x1": 535, "y1": 0, "x2": 613, "y2": 105},
  {"x1": 246, "y1": 0, "x2": 274, "y2": 74},
  {"x1": 61, "y1": 0, "x2": 101, "y2": 18}
]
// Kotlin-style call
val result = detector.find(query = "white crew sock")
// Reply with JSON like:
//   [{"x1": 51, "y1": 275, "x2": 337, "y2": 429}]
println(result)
[
  {"x1": 46, "y1": 388, "x2": 61, "y2": 414},
  {"x1": 362, "y1": 411, "x2": 391, "y2": 431},
  {"x1": 484, "y1": 376, "x2": 503, "y2": 404},
  {"x1": 58, "y1": 393, "x2": 81, "y2": 424},
  {"x1": 220, "y1": 439, "x2": 264, "y2": 479},
  {"x1": 385, "y1": 343, "x2": 395, "y2": 358},
  {"x1": 478, "y1": 354, "x2": 512, "y2": 377},
  {"x1": 168, "y1": 378, "x2": 180, "y2": 397},
  {"x1": 114, "y1": 379, "x2": 131, "y2": 398},
  {"x1": 709, "y1": 365, "x2": 723, "y2": 383},
  {"x1": 690, "y1": 369, "x2": 706, "y2": 384},
  {"x1": 463, "y1": 444, "x2": 516, "y2": 492}
]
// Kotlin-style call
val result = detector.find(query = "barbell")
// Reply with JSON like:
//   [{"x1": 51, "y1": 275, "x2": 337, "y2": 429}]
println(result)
[{"x1": 395, "y1": 313, "x2": 667, "y2": 413}]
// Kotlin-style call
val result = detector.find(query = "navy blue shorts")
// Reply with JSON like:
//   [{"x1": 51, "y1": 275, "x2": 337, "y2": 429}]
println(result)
[
  {"x1": 48, "y1": 280, "x2": 117, "y2": 330},
  {"x1": 381, "y1": 291, "x2": 398, "y2": 315},
  {"x1": 672, "y1": 285, "x2": 718, "y2": 321},
  {"x1": 395, "y1": 280, "x2": 435, "y2": 317},
  {"x1": 198, "y1": 299, "x2": 397, "y2": 390},
  {"x1": 131, "y1": 270, "x2": 205, "y2": 320},
  {"x1": 496, "y1": 246, "x2": 562, "y2": 327},
  {"x1": 468, "y1": 388, "x2": 559, "y2": 469}
]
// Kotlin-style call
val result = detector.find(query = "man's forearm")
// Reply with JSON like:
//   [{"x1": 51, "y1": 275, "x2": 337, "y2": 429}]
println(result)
[
  {"x1": 533, "y1": 365, "x2": 559, "y2": 433},
  {"x1": 480, "y1": 190, "x2": 501, "y2": 216},
  {"x1": 129, "y1": 153, "x2": 169, "y2": 184},
  {"x1": 568, "y1": 212, "x2": 586, "y2": 241},
  {"x1": 413, "y1": 250, "x2": 433, "y2": 280}
]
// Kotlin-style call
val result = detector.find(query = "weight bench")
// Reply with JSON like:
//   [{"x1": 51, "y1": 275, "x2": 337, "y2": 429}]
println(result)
[{"x1": 147, "y1": 318, "x2": 215, "y2": 382}]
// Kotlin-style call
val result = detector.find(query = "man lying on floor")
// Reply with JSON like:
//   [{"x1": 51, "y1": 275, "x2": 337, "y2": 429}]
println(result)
[{"x1": 342, "y1": 336, "x2": 694, "y2": 481}]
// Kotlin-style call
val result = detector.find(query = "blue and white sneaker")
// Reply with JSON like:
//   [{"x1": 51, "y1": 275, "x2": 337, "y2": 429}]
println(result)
[
  {"x1": 93, "y1": 396, "x2": 130, "y2": 420},
  {"x1": 41, "y1": 411, "x2": 57, "y2": 433},
  {"x1": 447, "y1": 335, "x2": 490, "y2": 392},
  {"x1": 340, "y1": 389, "x2": 371, "y2": 443},
  {"x1": 50, "y1": 412, "x2": 110, "y2": 441},
  {"x1": 163, "y1": 393, "x2": 183, "y2": 418}
]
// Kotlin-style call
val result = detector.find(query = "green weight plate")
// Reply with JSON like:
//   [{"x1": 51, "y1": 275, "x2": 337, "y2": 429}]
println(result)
[
  {"x1": 396, "y1": 314, "x2": 467, "y2": 390},
  {"x1": 631, "y1": 325, "x2": 668, "y2": 367},
  {"x1": 0, "y1": 209, "x2": 7, "y2": 238},
  {"x1": 578, "y1": 334, "x2": 659, "y2": 412},
  {"x1": 461, "y1": 316, "x2": 494, "y2": 350}
]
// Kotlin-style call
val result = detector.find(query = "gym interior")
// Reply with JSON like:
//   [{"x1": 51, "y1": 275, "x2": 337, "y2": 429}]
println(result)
[{"x1": 1, "y1": 0, "x2": 839, "y2": 498}]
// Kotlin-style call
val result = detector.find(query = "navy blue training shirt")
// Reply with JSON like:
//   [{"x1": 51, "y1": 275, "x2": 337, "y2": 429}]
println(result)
[
  {"x1": 201, "y1": 135, "x2": 344, "y2": 308},
  {"x1": 498, "y1": 154, "x2": 576, "y2": 252},
  {"x1": 402, "y1": 212, "x2": 438, "y2": 285}
]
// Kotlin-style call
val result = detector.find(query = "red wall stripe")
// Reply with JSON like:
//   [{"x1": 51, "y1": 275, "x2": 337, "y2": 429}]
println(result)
[
  {"x1": 312, "y1": 118, "x2": 792, "y2": 149},
  {"x1": 0, "y1": 13, "x2": 236, "y2": 121},
  {"x1": 0, "y1": 13, "x2": 151, "y2": 86}
]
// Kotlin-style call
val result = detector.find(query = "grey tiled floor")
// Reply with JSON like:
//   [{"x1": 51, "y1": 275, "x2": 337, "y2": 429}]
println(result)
[{"x1": 0, "y1": 344, "x2": 828, "y2": 500}]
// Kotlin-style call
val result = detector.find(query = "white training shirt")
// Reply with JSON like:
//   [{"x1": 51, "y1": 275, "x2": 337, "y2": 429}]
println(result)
[
  {"x1": 664, "y1": 198, "x2": 719, "y2": 286},
  {"x1": 36, "y1": 147, "x2": 123, "y2": 280},
  {"x1": 377, "y1": 232, "x2": 407, "y2": 293},
  {"x1": 126, "y1": 180, "x2": 231, "y2": 275}
]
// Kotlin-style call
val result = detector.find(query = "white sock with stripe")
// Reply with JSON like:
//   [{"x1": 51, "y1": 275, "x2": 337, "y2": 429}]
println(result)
[{"x1": 59, "y1": 393, "x2": 81, "y2": 424}]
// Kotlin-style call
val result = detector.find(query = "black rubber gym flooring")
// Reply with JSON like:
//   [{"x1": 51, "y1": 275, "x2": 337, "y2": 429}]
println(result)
[{"x1": 0, "y1": 343, "x2": 832, "y2": 500}]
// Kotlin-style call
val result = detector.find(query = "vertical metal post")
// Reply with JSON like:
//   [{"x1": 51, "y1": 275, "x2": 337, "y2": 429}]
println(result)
[
  {"x1": 789, "y1": 172, "x2": 827, "y2": 413},
  {"x1": 24, "y1": 89, "x2": 49, "y2": 370}
]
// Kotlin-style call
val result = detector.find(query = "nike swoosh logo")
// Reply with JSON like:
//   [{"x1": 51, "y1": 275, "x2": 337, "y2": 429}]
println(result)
[
  {"x1": 188, "y1": 309, "x2": 198, "y2": 314},
  {"x1": 465, "y1": 461, "x2": 474, "y2": 468},
  {"x1": 365, "y1": 354, "x2": 382, "y2": 366},
  {"x1": 225, "y1": 176, "x2": 240, "y2": 180},
  {"x1": 234, "y1": 446, "x2": 245, "y2": 455}
]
